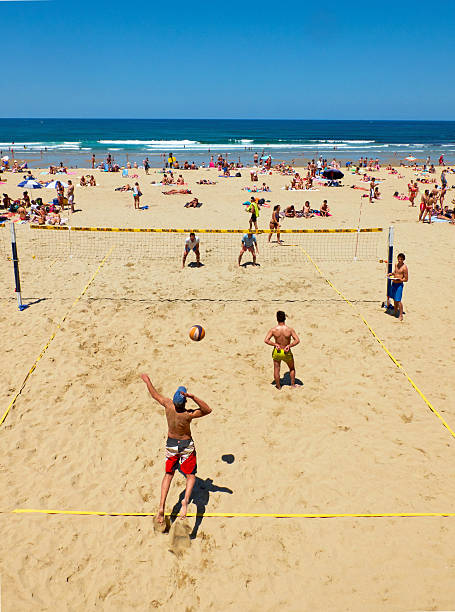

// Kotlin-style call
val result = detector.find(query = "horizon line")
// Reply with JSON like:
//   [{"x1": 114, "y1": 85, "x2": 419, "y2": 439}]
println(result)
[{"x1": 1, "y1": 117, "x2": 455, "y2": 122}]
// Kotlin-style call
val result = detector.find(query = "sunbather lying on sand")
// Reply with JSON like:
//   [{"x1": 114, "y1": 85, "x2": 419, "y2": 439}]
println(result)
[
  {"x1": 184, "y1": 198, "x2": 200, "y2": 208},
  {"x1": 163, "y1": 189, "x2": 192, "y2": 195}
]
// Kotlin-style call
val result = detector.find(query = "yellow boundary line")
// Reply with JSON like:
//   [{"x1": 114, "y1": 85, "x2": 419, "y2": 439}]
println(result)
[
  {"x1": 11, "y1": 509, "x2": 455, "y2": 518},
  {"x1": 30, "y1": 225, "x2": 383, "y2": 235},
  {"x1": 299, "y1": 246, "x2": 455, "y2": 440},
  {"x1": 0, "y1": 248, "x2": 113, "y2": 427}
]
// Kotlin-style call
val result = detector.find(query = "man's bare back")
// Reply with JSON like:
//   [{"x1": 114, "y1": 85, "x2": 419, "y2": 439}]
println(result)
[
  {"x1": 268, "y1": 323, "x2": 296, "y2": 350},
  {"x1": 141, "y1": 374, "x2": 212, "y2": 523},
  {"x1": 264, "y1": 311, "x2": 300, "y2": 389}
]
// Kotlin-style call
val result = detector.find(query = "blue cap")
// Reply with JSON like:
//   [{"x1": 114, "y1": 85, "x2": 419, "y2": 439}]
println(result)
[{"x1": 173, "y1": 386, "x2": 187, "y2": 407}]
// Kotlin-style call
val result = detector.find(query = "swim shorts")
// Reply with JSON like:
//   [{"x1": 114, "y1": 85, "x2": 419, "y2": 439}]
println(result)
[
  {"x1": 272, "y1": 347, "x2": 294, "y2": 364},
  {"x1": 165, "y1": 438, "x2": 197, "y2": 475},
  {"x1": 389, "y1": 282, "x2": 404, "y2": 302}
]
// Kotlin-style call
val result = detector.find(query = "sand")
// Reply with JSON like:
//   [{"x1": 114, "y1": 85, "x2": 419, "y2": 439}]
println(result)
[{"x1": 1, "y1": 164, "x2": 455, "y2": 611}]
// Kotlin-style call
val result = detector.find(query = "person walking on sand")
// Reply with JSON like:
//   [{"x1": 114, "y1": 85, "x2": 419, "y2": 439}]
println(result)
[
  {"x1": 140, "y1": 374, "x2": 211, "y2": 524},
  {"x1": 387, "y1": 253, "x2": 408, "y2": 321},
  {"x1": 133, "y1": 182, "x2": 141, "y2": 209},
  {"x1": 247, "y1": 196, "x2": 259, "y2": 232},
  {"x1": 264, "y1": 311, "x2": 300, "y2": 389}
]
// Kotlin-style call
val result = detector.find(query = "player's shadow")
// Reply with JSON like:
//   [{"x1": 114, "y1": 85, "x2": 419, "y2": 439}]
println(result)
[
  {"x1": 188, "y1": 261, "x2": 204, "y2": 268},
  {"x1": 170, "y1": 476, "x2": 233, "y2": 539},
  {"x1": 240, "y1": 261, "x2": 260, "y2": 267},
  {"x1": 270, "y1": 372, "x2": 304, "y2": 387}
]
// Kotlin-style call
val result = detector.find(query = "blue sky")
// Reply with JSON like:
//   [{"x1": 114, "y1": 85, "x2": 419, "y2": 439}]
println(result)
[{"x1": 2, "y1": 0, "x2": 455, "y2": 119}]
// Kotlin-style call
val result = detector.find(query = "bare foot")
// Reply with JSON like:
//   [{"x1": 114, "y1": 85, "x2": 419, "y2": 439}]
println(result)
[
  {"x1": 153, "y1": 508, "x2": 167, "y2": 533},
  {"x1": 179, "y1": 500, "x2": 188, "y2": 519}
]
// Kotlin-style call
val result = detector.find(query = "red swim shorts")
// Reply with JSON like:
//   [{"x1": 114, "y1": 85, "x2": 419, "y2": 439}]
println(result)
[{"x1": 165, "y1": 438, "x2": 197, "y2": 475}]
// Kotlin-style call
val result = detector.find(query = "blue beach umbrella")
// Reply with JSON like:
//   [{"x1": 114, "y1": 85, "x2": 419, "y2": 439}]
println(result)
[{"x1": 17, "y1": 179, "x2": 43, "y2": 189}]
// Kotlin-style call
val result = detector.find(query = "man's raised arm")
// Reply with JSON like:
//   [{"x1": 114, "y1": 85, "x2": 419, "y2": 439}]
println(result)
[
  {"x1": 140, "y1": 374, "x2": 168, "y2": 407},
  {"x1": 183, "y1": 392, "x2": 212, "y2": 418}
]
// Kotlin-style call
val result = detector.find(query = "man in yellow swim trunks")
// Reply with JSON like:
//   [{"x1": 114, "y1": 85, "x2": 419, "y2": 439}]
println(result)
[{"x1": 264, "y1": 311, "x2": 300, "y2": 389}]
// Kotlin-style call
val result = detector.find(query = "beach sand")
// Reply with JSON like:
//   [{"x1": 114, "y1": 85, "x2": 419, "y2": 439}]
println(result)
[{"x1": 1, "y1": 165, "x2": 455, "y2": 611}]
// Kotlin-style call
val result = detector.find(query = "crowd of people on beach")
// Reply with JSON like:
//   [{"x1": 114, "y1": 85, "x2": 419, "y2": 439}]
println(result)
[{"x1": 1, "y1": 150, "x2": 454, "y2": 228}]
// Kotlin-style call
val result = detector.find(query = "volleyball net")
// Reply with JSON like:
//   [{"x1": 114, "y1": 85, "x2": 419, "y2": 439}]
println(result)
[{"x1": 0, "y1": 224, "x2": 385, "y2": 263}]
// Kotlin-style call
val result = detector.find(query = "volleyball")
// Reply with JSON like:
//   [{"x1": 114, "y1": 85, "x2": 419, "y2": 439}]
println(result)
[{"x1": 189, "y1": 325, "x2": 205, "y2": 341}]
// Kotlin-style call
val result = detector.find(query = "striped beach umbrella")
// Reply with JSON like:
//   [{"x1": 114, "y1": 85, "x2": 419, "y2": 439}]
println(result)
[
  {"x1": 17, "y1": 179, "x2": 43, "y2": 189},
  {"x1": 46, "y1": 180, "x2": 69, "y2": 188}
]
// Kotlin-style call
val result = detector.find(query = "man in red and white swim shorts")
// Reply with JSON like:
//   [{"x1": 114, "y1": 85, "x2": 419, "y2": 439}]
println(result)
[{"x1": 141, "y1": 375, "x2": 212, "y2": 526}]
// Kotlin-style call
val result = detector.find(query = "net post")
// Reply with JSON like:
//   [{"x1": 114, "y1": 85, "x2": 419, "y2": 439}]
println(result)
[
  {"x1": 10, "y1": 223, "x2": 26, "y2": 311},
  {"x1": 353, "y1": 195, "x2": 364, "y2": 261},
  {"x1": 385, "y1": 225, "x2": 394, "y2": 308}
]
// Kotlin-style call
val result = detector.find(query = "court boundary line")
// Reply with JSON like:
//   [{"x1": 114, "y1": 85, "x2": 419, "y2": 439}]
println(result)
[
  {"x1": 0, "y1": 248, "x2": 113, "y2": 427},
  {"x1": 10, "y1": 509, "x2": 455, "y2": 519},
  {"x1": 298, "y1": 246, "x2": 455, "y2": 440}
]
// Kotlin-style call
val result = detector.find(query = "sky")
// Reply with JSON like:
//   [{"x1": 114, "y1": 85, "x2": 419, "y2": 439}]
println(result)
[{"x1": 2, "y1": 0, "x2": 455, "y2": 119}]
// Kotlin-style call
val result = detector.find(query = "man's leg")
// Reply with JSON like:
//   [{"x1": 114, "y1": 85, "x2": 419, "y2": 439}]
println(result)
[
  {"x1": 182, "y1": 250, "x2": 188, "y2": 268},
  {"x1": 393, "y1": 300, "x2": 399, "y2": 317},
  {"x1": 288, "y1": 359, "x2": 296, "y2": 387},
  {"x1": 158, "y1": 472, "x2": 174, "y2": 523},
  {"x1": 398, "y1": 300, "x2": 404, "y2": 321},
  {"x1": 274, "y1": 360, "x2": 281, "y2": 389},
  {"x1": 179, "y1": 474, "x2": 196, "y2": 519},
  {"x1": 238, "y1": 248, "x2": 244, "y2": 266},
  {"x1": 195, "y1": 247, "x2": 201, "y2": 266}
]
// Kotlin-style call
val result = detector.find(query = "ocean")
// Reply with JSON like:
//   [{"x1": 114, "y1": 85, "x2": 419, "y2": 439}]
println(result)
[{"x1": 1, "y1": 119, "x2": 454, "y2": 167}]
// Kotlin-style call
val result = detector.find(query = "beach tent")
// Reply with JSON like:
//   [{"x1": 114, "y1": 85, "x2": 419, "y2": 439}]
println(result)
[{"x1": 405, "y1": 156, "x2": 416, "y2": 162}]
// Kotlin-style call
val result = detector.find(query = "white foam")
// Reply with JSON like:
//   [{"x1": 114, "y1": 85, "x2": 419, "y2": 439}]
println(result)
[{"x1": 98, "y1": 139, "x2": 198, "y2": 146}]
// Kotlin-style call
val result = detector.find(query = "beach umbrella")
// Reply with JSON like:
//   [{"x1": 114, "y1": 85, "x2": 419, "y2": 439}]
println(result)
[
  {"x1": 46, "y1": 180, "x2": 68, "y2": 188},
  {"x1": 17, "y1": 179, "x2": 43, "y2": 189},
  {"x1": 405, "y1": 156, "x2": 416, "y2": 162},
  {"x1": 322, "y1": 169, "x2": 344, "y2": 180},
  {"x1": 1, "y1": 156, "x2": 9, "y2": 161}
]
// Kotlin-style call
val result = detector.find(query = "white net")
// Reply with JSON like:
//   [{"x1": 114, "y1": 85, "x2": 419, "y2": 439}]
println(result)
[{"x1": 0, "y1": 225, "x2": 385, "y2": 264}]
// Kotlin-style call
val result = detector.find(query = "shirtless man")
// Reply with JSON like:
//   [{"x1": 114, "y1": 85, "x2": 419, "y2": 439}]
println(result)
[
  {"x1": 421, "y1": 190, "x2": 436, "y2": 224},
  {"x1": 67, "y1": 180, "x2": 75, "y2": 212},
  {"x1": 418, "y1": 189, "x2": 429, "y2": 221},
  {"x1": 140, "y1": 374, "x2": 211, "y2": 524},
  {"x1": 388, "y1": 253, "x2": 408, "y2": 321},
  {"x1": 408, "y1": 181, "x2": 419, "y2": 207},
  {"x1": 264, "y1": 311, "x2": 300, "y2": 389}
]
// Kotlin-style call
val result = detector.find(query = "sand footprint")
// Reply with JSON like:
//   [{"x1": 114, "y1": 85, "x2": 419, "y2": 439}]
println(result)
[{"x1": 168, "y1": 519, "x2": 192, "y2": 556}]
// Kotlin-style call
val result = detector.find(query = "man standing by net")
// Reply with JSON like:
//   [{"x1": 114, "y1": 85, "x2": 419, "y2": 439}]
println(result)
[
  {"x1": 182, "y1": 232, "x2": 201, "y2": 268},
  {"x1": 264, "y1": 311, "x2": 300, "y2": 389},
  {"x1": 238, "y1": 231, "x2": 259, "y2": 266}
]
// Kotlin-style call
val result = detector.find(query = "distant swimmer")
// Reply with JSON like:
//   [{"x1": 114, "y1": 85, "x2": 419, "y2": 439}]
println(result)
[
  {"x1": 264, "y1": 311, "x2": 300, "y2": 389},
  {"x1": 182, "y1": 232, "x2": 201, "y2": 268},
  {"x1": 238, "y1": 231, "x2": 259, "y2": 266},
  {"x1": 387, "y1": 252, "x2": 408, "y2": 321},
  {"x1": 141, "y1": 374, "x2": 212, "y2": 524}
]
